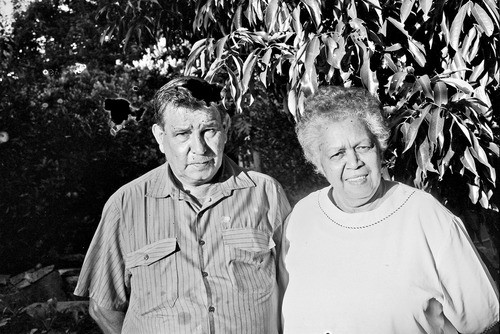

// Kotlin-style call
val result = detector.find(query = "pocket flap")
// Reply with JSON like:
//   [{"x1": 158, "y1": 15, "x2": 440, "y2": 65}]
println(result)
[
  {"x1": 222, "y1": 228, "x2": 275, "y2": 252},
  {"x1": 125, "y1": 238, "x2": 178, "y2": 269}
]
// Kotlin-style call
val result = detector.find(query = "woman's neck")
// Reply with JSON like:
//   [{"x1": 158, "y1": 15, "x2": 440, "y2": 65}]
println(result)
[{"x1": 330, "y1": 180, "x2": 394, "y2": 213}]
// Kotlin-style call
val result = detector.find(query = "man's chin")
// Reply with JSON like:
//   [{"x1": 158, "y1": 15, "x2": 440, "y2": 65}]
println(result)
[{"x1": 186, "y1": 169, "x2": 218, "y2": 184}]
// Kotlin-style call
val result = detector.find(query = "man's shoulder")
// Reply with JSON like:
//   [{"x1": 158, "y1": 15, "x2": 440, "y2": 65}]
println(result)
[
  {"x1": 224, "y1": 156, "x2": 284, "y2": 189},
  {"x1": 109, "y1": 164, "x2": 166, "y2": 200},
  {"x1": 246, "y1": 169, "x2": 282, "y2": 187}
]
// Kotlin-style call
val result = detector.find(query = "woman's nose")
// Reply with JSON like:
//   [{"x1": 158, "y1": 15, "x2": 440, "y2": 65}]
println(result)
[{"x1": 345, "y1": 149, "x2": 362, "y2": 168}]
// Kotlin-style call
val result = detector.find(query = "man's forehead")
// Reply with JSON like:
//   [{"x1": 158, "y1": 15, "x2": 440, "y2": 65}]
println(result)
[{"x1": 163, "y1": 106, "x2": 222, "y2": 125}]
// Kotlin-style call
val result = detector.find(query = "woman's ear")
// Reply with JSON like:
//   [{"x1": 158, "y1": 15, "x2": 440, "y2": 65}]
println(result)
[{"x1": 152, "y1": 124, "x2": 165, "y2": 153}]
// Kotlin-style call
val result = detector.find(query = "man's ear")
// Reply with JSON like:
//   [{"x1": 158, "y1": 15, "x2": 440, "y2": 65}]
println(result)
[
  {"x1": 222, "y1": 113, "x2": 231, "y2": 135},
  {"x1": 152, "y1": 124, "x2": 165, "y2": 153}
]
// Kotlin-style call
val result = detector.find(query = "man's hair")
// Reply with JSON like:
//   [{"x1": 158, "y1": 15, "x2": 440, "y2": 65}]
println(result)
[
  {"x1": 296, "y1": 85, "x2": 390, "y2": 171},
  {"x1": 153, "y1": 76, "x2": 226, "y2": 128}
]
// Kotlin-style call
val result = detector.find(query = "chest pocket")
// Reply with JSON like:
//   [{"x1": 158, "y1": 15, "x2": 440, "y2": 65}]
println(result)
[
  {"x1": 125, "y1": 238, "x2": 179, "y2": 315},
  {"x1": 222, "y1": 227, "x2": 276, "y2": 294}
]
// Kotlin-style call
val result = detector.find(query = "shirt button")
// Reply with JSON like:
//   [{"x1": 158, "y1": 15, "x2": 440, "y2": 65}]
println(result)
[
  {"x1": 199, "y1": 239, "x2": 205, "y2": 245},
  {"x1": 143, "y1": 254, "x2": 149, "y2": 260},
  {"x1": 208, "y1": 306, "x2": 215, "y2": 312},
  {"x1": 202, "y1": 271, "x2": 208, "y2": 277}
]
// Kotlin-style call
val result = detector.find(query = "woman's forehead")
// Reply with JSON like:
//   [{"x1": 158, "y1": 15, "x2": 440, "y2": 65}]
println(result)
[{"x1": 319, "y1": 118, "x2": 373, "y2": 144}]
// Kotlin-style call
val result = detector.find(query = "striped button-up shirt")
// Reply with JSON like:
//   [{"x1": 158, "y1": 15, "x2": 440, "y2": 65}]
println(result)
[{"x1": 74, "y1": 156, "x2": 291, "y2": 334}]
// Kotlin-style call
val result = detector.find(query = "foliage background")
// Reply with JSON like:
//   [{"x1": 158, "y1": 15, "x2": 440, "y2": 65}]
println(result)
[{"x1": 0, "y1": 0, "x2": 498, "y2": 328}]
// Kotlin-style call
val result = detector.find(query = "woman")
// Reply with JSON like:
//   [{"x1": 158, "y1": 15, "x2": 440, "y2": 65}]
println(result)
[{"x1": 283, "y1": 86, "x2": 499, "y2": 334}]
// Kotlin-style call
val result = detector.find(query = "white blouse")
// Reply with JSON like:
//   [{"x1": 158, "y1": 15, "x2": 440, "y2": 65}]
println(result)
[{"x1": 283, "y1": 182, "x2": 499, "y2": 334}]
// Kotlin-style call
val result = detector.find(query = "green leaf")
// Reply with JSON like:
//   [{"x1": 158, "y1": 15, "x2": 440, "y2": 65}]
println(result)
[
  {"x1": 417, "y1": 75, "x2": 433, "y2": 99},
  {"x1": 403, "y1": 105, "x2": 431, "y2": 153},
  {"x1": 471, "y1": 3, "x2": 494, "y2": 36},
  {"x1": 388, "y1": 72, "x2": 407, "y2": 93},
  {"x1": 482, "y1": 0, "x2": 500, "y2": 26},
  {"x1": 428, "y1": 107, "x2": 444, "y2": 145},
  {"x1": 461, "y1": 27, "x2": 477, "y2": 63},
  {"x1": 241, "y1": 51, "x2": 257, "y2": 96},
  {"x1": 408, "y1": 39, "x2": 426, "y2": 67},
  {"x1": 383, "y1": 53, "x2": 398, "y2": 72},
  {"x1": 300, "y1": 0, "x2": 322, "y2": 27},
  {"x1": 440, "y1": 13, "x2": 450, "y2": 44},
  {"x1": 439, "y1": 77, "x2": 473, "y2": 94},
  {"x1": 461, "y1": 147, "x2": 478, "y2": 176},
  {"x1": 439, "y1": 146, "x2": 455, "y2": 177},
  {"x1": 303, "y1": 36, "x2": 320, "y2": 75},
  {"x1": 469, "y1": 59, "x2": 484, "y2": 82},
  {"x1": 418, "y1": 0, "x2": 432, "y2": 17},
  {"x1": 232, "y1": 5, "x2": 243, "y2": 29},
  {"x1": 433, "y1": 81, "x2": 448, "y2": 106},
  {"x1": 416, "y1": 137, "x2": 437, "y2": 173},
  {"x1": 488, "y1": 142, "x2": 500, "y2": 156},
  {"x1": 362, "y1": 0, "x2": 382, "y2": 9},
  {"x1": 291, "y1": 6, "x2": 302, "y2": 35},
  {"x1": 265, "y1": 0, "x2": 279, "y2": 31},
  {"x1": 468, "y1": 183, "x2": 480, "y2": 204},
  {"x1": 331, "y1": 37, "x2": 346, "y2": 69},
  {"x1": 360, "y1": 51, "x2": 379, "y2": 95},
  {"x1": 452, "y1": 51, "x2": 467, "y2": 79},
  {"x1": 470, "y1": 134, "x2": 496, "y2": 182},
  {"x1": 387, "y1": 17, "x2": 410, "y2": 39},
  {"x1": 386, "y1": 43, "x2": 403, "y2": 52},
  {"x1": 451, "y1": 114, "x2": 472, "y2": 144},
  {"x1": 262, "y1": 48, "x2": 273, "y2": 67},
  {"x1": 227, "y1": 67, "x2": 242, "y2": 111},
  {"x1": 450, "y1": 2, "x2": 471, "y2": 51},
  {"x1": 323, "y1": 36, "x2": 338, "y2": 67},
  {"x1": 400, "y1": 0, "x2": 415, "y2": 23},
  {"x1": 288, "y1": 89, "x2": 297, "y2": 119},
  {"x1": 214, "y1": 36, "x2": 228, "y2": 60}
]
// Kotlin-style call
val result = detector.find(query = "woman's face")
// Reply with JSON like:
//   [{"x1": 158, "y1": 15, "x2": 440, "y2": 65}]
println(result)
[{"x1": 317, "y1": 117, "x2": 382, "y2": 210}]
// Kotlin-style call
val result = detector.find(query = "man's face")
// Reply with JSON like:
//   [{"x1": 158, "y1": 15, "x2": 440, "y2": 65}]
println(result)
[{"x1": 153, "y1": 106, "x2": 228, "y2": 187}]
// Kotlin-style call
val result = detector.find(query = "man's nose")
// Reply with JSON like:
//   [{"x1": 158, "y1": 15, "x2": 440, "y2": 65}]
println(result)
[
  {"x1": 190, "y1": 132, "x2": 207, "y2": 154},
  {"x1": 345, "y1": 149, "x2": 363, "y2": 168}
]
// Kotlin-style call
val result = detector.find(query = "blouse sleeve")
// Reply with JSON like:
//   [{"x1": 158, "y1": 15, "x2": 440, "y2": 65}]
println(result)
[
  {"x1": 436, "y1": 215, "x2": 499, "y2": 334},
  {"x1": 73, "y1": 198, "x2": 130, "y2": 311}
]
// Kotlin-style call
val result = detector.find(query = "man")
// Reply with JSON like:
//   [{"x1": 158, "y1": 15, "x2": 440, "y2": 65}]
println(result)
[{"x1": 74, "y1": 76, "x2": 291, "y2": 334}]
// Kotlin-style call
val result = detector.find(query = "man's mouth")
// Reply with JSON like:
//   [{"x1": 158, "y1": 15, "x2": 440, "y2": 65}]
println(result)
[{"x1": 190, "y1": 159, "x2": 213, "y2": 166}]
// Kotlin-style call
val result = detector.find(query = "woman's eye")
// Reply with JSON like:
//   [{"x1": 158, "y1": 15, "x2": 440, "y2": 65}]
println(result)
[
  {"x1": 356, "y1": 144, "x2": 373, "y2": 153},
  {"x1": 330, "y1": 151, "x2": 344, "y2": 160}
]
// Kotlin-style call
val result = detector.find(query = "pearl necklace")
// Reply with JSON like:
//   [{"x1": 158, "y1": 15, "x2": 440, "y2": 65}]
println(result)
[{"x1": 317, "y1": 190, "x2": 415, "y2": 229}]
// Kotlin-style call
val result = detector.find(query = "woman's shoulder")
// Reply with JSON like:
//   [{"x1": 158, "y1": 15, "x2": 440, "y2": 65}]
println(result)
[
  {"x1": 391, "y1": 181, "x2": 462, "y2": 232},
  {"x1": 291, "y1": 186, "x2": 328, "y2": 212}
]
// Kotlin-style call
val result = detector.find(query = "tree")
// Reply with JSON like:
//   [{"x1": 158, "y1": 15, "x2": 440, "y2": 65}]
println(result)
[
  {"x1": 103, "y1": 0, "x2": 499, "y2": 213},
  {"x1": 0, "y1": 0, "x2": 172, "y2": 273}
]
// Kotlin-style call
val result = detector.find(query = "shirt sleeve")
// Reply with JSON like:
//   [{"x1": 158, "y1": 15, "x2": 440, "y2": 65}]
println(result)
[
  {"x1": 272, "y1": 184, "x2": 292, "y2": 333},
  {"x1": 73, "y1": 198, "x2": 129, "y2": 311},
  {"x1": 436, "y1": 215, "x2": 499, "y2": 334}
]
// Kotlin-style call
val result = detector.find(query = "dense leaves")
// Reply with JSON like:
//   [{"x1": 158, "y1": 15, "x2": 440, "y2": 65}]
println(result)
[{"x1": 109, "y1": 0, "x2": 500, "y2": 213}]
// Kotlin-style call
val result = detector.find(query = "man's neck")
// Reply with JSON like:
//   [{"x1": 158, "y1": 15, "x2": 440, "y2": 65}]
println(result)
[{"x1": 183, "y1": 182, "x2": 217, "y2": 202}]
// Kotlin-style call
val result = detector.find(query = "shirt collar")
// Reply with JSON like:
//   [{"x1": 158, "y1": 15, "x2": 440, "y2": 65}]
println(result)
[{"x1": 145, "y1": 155, "x2": 255, "y2": 199}]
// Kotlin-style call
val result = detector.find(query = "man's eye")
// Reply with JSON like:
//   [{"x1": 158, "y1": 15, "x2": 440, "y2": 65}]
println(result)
[
  {"x1": 204, "y1": 129, "x2": 217, "y2": 136},
  {"x1": 176, "y1": 132, "x2": 189, "y2": 137}
]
